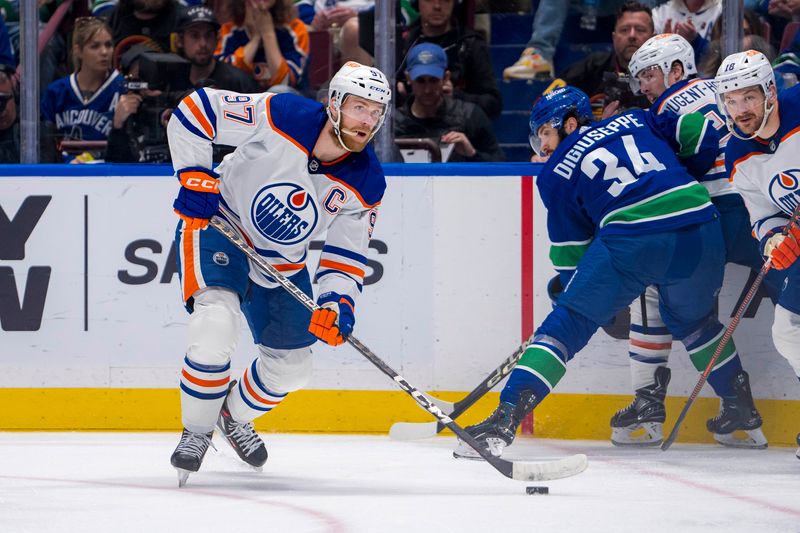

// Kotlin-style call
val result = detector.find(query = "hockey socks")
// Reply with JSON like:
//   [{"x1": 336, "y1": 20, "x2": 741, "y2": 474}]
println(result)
[
  {"x1": 226, "y1": 359, "x2": 289, "y2": 423},
  {"x1": 500, "y1": 337, "x2": 568, "y2": 405},
  {"x1": 683, "y1": 323, "x2": 743, "y2": 398},
  {"x1": 179, "y1": 356, "x2": 231, "y2": 433}
]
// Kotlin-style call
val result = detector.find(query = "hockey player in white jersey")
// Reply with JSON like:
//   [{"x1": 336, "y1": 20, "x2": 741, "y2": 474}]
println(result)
[
  {"x1": 611, "y1": 34, "x2": 779, "y2": 448},
  {"x1": 166, "y1": 62, "x2": 391, "y2": 485},
  {"x1": 716, "y1": 50, "x2": 800, "y2": 461}
]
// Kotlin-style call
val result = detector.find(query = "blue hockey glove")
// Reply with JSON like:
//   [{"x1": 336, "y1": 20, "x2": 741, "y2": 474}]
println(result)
[
  {"x1": 173, "y1": 168, "x2": 220, "y2": 230},
  {"x1": 308, "y1": 292, "x2": 355, "y2": 346}
]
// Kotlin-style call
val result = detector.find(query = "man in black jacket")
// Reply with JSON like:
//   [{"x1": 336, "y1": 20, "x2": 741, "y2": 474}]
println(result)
[
  {"x1": 398, "y1": 0, "x2": 502, "y2": 120},
  {"x1": 105, "y1": 0, "x2": 184, "y2": 52},
  {"x1": 395, "y1": 43, "x2": 503, "y2": 163},
  {"x1": 560, "y1": 1, "x2": 654, "y2": 114}
]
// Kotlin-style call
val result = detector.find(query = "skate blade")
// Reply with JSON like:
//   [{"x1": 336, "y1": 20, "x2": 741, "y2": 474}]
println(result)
[
  {"x1": 176, "y1": 468, "x2": 192, "y2": 488},
  {"x1": 610, "y1": 423, "x2": 663, "y2": 447},
  {"x1": 795, "y1": 447, "x2": 799, "y2": 461},
  {"x1": 714, "y1": 428, "x2": 768, "y2": 449}
]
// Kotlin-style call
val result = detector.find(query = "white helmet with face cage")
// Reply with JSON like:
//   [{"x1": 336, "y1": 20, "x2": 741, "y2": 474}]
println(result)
[
  {"x1": 714, "y1": 50, "x2": 777, "y2": 140},
  {"x1": 628, "y1": 33, "x2": 697, "y2": 94},
  {"x1": 327, "y1": 62, "x2": 392, "y2": 150}
]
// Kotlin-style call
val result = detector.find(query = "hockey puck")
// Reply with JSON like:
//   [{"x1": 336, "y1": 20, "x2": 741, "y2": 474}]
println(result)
[{"x1": 526, "y1": 486, "x2": 549, "y2": 495}]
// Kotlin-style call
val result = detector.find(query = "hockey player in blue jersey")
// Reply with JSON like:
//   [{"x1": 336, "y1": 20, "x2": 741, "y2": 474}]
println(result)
[
  {"x1": 607, "y1": 34, "x2": 778, "y2": 448},
  {"x1": 454, "y1": 86, "x2": 756, "y2": 459},
  {"x1": 40, "y1": 17, "x2": 124, "y2": 162},
  {"x1": 715, "y1": 50, "x2": 800, "y2": 461},
  {"x1": 167, "y1": 62, "x2": 391, "y2": 485}
]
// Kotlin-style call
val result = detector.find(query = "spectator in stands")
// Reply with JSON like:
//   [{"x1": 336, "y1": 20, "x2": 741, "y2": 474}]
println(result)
[
  {"x1": 0, "y1": 66, "x2": 18, "y2": 163},
  {"x1": 559, "y1": 1, "x2": 654, "y2": 115},
  {"x1": 395, "y1": 43, "x2": 503, "y2": 162},
  {"x1": 0, "y1": 12, "x2": 14, "y2": 71},
  {"x1": 104, "y1": 0, "x2": 185, "y2": 52},
  {"x1": 176, "y1": 5, "x2": 258, "y2": 91},
  {"x1": 296, "y1": 0, "x2": 376, "y2": 65},
  {"x1": 215, "y1": 0, "x2": 308, "y2": 90},
  {"x1": 774, "y1": 28, "x2": 800, "y2": 93},
  {"x1": 503, "y1": 0, "x2": 659, "y2": 81},
  {"x1": 40, "y1": 16, "x2": 125, "y2": 162},
  {"x1": 399, "y1": 0, "x2": 501, "y2": 120},
  {"x1": 652, "y1": 0, "x2": 722, "y2": 60},
  {"x1": 698, "y1": 33, "x2": 775, "y2": 77}
]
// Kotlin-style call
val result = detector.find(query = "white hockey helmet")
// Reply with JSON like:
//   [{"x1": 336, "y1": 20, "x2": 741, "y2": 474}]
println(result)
[
  {"x1": 714, "y1": 50, "x2": 777, "y2": 140},
  {"x1": 628, "y1": 33, "x2": 697, "y2": 94},
  {"x1": 327, "y1": 62, "x2": 392, "y2": 149}
]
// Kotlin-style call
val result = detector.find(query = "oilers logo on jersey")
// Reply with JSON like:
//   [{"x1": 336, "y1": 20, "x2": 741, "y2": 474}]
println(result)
[
  {"x1": 769, "y1": 169, "x2": 800, "y2": 212},
  {"x1": 251, "y1": 183, "x2": 319, "y2": 245}
]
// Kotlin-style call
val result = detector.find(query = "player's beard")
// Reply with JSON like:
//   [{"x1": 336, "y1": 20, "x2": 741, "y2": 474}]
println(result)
[
  {"x1": 330, "y1": 126, "x2": 369, "y2": 153},
  {"x1": 734, "y1": 110, "x2": 763, "y2": 135}
]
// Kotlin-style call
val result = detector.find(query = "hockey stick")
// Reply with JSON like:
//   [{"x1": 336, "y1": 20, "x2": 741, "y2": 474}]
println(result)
[
  {"x1": 662, "y1": 205, "x2": 800, "y2": 451},
  {"x1": 210, "y1": 215, "x2": 588, "y2": 481},
  {"x1": 389, "y1": 342, "x2": 528, "y2": 441}
]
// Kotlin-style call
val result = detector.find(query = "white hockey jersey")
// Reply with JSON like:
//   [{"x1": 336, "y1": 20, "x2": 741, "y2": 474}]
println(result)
[
  {"x1": 652, "y1": 0, "x2": 721, "y2": 41},
  {"x1": 652, "y1": 78, "x2": 734, "y2": 197},
  {"x1": 167, "y1": 88, "x2": 385, "y2": 305},
  {"x1": 725, "y1": 84, "x2": 800, "y2": 246}
]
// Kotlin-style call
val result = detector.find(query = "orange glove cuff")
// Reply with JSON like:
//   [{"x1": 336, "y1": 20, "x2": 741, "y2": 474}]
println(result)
[
  {"x1": 179, "y1": 170, "x2": 220, "y2": 193},
  {"x1": 174, "y1": 209, "x2": 210, "y2": 230}
]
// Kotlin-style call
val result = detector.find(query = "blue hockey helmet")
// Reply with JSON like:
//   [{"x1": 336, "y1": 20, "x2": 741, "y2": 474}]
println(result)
[{"x1": 528, "y1": 86, "x2": 592, "y2": 155}]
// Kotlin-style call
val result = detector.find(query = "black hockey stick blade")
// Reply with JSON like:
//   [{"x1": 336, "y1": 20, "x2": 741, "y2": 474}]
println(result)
[{"x1": 210, "y1": 216, "x2": 588, "y2": 481}]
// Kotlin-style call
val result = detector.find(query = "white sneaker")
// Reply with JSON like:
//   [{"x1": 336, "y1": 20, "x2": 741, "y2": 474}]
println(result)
[{"x1": 503, "y1": 47, "x2": 554, "y2": 80}]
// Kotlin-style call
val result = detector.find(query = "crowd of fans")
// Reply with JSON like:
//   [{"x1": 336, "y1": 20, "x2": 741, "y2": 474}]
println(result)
[{"x1": 0, "y1": 0, "x2": 798, "y2": 164}]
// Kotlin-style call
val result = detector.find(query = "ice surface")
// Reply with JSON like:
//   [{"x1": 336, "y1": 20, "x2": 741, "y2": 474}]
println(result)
[{"x1": 0, "y1": 433, "x2": 797, "y2": 533}]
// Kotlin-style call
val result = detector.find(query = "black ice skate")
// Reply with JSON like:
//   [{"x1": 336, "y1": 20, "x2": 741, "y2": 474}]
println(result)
[
  {"x1": 795, "y1": 433, "x2": 799, "y2": 461},
  {"x1": 610, "y1": 366, "x2": 671, "y2": 446},
  {"x1": 706, "y1": 370, "x2": 767, "y2": 449},
  {"x1": 453, "y1": 390, "x2": 539, "y2": 460},
  {"x1": 216, "y1": 381, "x2": 268, "y2": 469},
  {"x1": 170, "y1": 429, "x2": 214, "y2": 487}
]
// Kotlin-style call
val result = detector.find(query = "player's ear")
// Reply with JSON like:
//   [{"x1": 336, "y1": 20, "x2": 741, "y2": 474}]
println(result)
[{"x1": 563, "y1": 116, "x2": 579, "y2": 135}]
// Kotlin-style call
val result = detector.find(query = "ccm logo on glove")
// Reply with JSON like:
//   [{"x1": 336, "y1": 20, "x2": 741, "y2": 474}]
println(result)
[{"x1": 180, "y1": 171, "x2": 220, "y2": 192}]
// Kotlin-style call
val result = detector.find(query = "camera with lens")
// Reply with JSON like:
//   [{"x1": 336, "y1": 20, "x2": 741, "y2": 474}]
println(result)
[
  {"x1": 601, "y1": 71, "x2": 639, "y2": 109},
  {"x1": 124, "y1": 52, "x2": 192, "y2": 162}
]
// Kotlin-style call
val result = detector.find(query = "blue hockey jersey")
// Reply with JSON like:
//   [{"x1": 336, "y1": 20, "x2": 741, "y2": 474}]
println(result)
[
  {"x1": 725, "y1": 84, "x2": 800, "y2": 248},
  {"x1": 540, "y1": 108, "x2": 719, "y2": 281},
  {"x1": 40, "y1": 70, "x2": 124, "y2": 143},
  {"x1": 652, "y1": 77, "x2": 734, "y2": 197}
]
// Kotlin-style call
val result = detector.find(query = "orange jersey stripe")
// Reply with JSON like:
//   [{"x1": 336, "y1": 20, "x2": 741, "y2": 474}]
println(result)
[
  {"x1": 272, "y1": 263, "x2": 306, "y2": 272},
  {"x1": 182, "y1": 96, "x2": 215, "y2": 139},
  {"x1": 265, "y1": 93, "x2": 309, "y2": 155},
  {"x1": 319, "y1": 259, "x2": 365, "y2": 278},
  {"x1": 181, "y1": 369, "x2": 230, "y2": 388},
  {"x1": 181, "y1": 228, "x2": 201, "y2": 302},
  {"x1": 781, "y1": 125, "x2": 800, "y2": 143},
  {"x1": 630, "y1": 338, "x2": 672, "y2": 351},
  {"x1": 729, "y1": 151, "x2": 763, "y2": 182},
  {"x1": 244, "y1": 369, "x2": 281, "y2": 406},
  {"x1": 324, "y1": 173, "x2": 381, "y2": 208}
]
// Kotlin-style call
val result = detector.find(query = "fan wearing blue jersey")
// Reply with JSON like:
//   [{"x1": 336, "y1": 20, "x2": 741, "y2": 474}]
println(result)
[
  {"x1": 454, "y1": 86, "x2": 748, "y2": 460},
  {"x1": 607, "y1": 34, "x2": 776, "y2": 448},
  {"x1": 167, "y1": 62, "x2": 391, "y2": 486},
  {"x1": 716, "y1": 50, "x2": 800, "y2": 461},
  {"x1": 40, "y1": 17, "x2": 124, "y2": 163}
]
